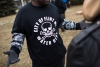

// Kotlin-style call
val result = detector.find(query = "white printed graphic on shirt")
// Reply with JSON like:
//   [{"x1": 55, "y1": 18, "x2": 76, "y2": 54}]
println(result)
[{"x1": 34, "y1": 16, "x2": 58, "y2": 45}]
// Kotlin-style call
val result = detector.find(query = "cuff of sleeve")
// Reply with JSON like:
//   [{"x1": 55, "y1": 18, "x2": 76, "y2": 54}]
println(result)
[
  {"x1": 76, "y1": 23, "x2": 81, "y2": 30},
  {"x1": 10, "y1": 46, "x2": 20, "y2": 56}
]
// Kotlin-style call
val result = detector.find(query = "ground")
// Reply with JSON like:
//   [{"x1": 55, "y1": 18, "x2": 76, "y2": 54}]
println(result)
[{"x1": 0, "y1": 5, "x2": 83, "y2": 67}]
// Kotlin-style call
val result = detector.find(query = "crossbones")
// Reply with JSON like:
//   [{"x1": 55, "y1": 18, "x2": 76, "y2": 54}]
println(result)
[{"x1": 40, "y1": 22, "x2": 57, "y2": 40}]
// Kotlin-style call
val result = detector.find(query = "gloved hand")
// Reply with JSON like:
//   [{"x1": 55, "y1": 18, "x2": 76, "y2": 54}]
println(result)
[
  {"x1": 80, "y1": 20, "x2": 91, "y2": 29},
  {"x1": 62, "y1": 19, "x2": 76, "y2": 30},
  {"x1": 3, "y1": 50, "x2": 20, "y2": 66}
]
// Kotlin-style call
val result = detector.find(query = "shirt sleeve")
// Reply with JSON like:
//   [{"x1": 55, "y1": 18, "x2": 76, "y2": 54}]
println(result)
[
  {"x1": 10, "y1": 33, "x2": 25, "y2": 55},
  {"x1": 57, "y1": 13, "x2": 65, "y2": 28},
  {"x1": 60, "y1": 19, "x2": 92, "y2": 30},
  {"x1": 59, "y1": 19, "x2": 78, "y2": 30},
  {"x1": 10, "y1": 8, "x2": 26, "y2": 55},
  {"x1": 12, "y1": 8, "x2": 26, "y2": 34}
]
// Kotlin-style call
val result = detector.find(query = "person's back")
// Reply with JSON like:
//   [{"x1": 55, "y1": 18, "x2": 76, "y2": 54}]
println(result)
[
  {"x1": 51, "y1": 0, "x2": 66, "y2": 17},
  {"x1": 67, "y1": 18, "x2": 100, "y2": 67},
  {"x1": 67, "y1": 0, "x2": 100, "y2": 67}
]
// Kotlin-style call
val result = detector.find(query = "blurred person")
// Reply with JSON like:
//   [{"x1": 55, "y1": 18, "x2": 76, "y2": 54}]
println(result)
[
  {"x1": 51, "y1": 0, "x2": 66, "y2": 18},
  {"x1": 67, "y1": 0, "x2": 100, "y2": 67},
  {"x1": 61, "y1": 0, "x2": 71, "y2": 32},
  {"x1": 3, "y1": 0, "x2": 89, "y2": 67},
  {"x1": 51, "y1": 0, "x2": 66, "y2": 32},
  {"x1": 62, "y1": 0, "x2": 70, "y2": 8}
]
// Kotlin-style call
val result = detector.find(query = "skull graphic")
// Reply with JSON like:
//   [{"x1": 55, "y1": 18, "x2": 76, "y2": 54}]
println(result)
[{"x1": 40, "y1": 22, "x2": 55, "y2": 38}]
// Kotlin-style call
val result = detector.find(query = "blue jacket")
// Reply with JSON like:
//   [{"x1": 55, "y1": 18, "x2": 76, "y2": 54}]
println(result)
[{"x1": 62, "y1": 0, "x2": 67, "y2": 3}]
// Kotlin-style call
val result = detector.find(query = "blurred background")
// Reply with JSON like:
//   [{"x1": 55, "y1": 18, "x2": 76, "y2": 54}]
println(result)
[{"x1": 0, "y1": 0, "x2": 83, "y2": 17}]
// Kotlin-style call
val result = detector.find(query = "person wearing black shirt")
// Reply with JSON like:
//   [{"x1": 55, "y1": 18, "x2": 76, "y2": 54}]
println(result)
[{"x1": 3, "y1": 0, "x2": 88, "y2": 67}]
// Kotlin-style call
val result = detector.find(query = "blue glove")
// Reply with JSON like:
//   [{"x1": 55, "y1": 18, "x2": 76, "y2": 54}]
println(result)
[{"x1": 3, "y1": 50, "x2": 20, "y2": 66}]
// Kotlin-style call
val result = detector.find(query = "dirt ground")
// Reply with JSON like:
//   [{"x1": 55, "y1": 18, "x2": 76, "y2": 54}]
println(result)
[{"x1": 0, "y1": 5, "x2": 83, "y2": 67}]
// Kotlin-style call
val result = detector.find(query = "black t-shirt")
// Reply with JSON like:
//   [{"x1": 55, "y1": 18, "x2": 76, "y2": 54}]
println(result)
[{"x1": 12, "y1": 2, "x2": 66, "y2": 66}]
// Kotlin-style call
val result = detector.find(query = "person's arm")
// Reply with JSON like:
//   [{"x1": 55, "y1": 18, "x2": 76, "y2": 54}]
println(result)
[
  {"x1": 83, "y1": 0, "x2": 100, "y2": 21},
  {"x1": 60, "y1": 19, "x2": 92, "y2": 30},
  {"x1": 10, "y1": 7, "x2": 26, "y2": 54},
  {"x1": 3, "y1": 33, "x2": 25, "y2": 66},
  {"x1": 57, "y1": 11, "x2": 90, "y2": 30},
  {"x1": 3, "y1": 8, "x2": 26, "y2": 66},
  {"x1": 10, "y1": 33, "x2": 25, "y2": 55}
]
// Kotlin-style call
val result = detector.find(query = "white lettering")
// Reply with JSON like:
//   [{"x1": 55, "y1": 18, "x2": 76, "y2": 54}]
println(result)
[
  {"x1": 38, "y1": 18, "x2": 43, "y2": 23},
  {"x1": 44, "y1": 17, "x2": 54, "y2": 22},
  {"x1": 35, "y1": 22, "x2": 39, "y2": 25},
  {"x1": 34, "y1": 25, "x2": 38, "y2": 32},
  {"x1": 34, "y1": 30, "x2": 38, "y2": 32},
  {"x1": 40, "y1": 39, "x2": 43, "y2": 43},
  {"x1": 53, "y1": 39, "x2": 56, "y2": 43},
  {"x1": 43, "y1": 41, "x2": 46, "y2": 44},
  {"x1": 52, "y1": 18, "x2": 54, "y2": 22},
  {"x1": 49, "y1": 41, "x2": 51, "y2": 45},
  {"x1": 44, "y1": 17, "x2": 49, "y2": 21},
  {"x1": 37, "y1": 36, "x2": 41, "y2": 40},
  {"x1": 46, "y1": 41, "x2": 48, "y2": 45}
]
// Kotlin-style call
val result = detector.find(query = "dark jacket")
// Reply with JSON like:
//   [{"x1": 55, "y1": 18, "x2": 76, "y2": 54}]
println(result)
[
  {"x1": 67, "y1": 16, "x2": 100, "y2": 67},
  {"x1": 51, "y1": 0, "x2": 66, "y2": 14}
]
